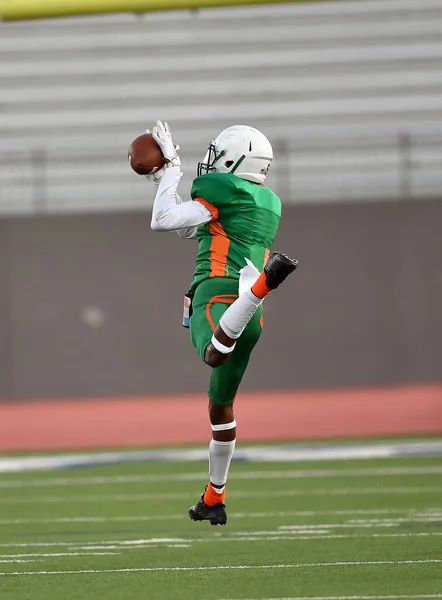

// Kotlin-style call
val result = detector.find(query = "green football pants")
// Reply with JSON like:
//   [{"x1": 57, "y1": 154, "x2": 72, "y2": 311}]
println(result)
[{"x1": 189, "y1": 277, "x2": 263, "y2": 406}]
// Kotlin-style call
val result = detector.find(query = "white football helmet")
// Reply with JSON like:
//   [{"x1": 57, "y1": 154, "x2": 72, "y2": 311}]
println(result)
[{"x1": 197, "y1": 125, "x2": 273, "y2": 184}]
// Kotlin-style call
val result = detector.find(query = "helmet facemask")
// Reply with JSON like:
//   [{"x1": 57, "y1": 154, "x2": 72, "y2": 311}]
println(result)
[
  {"x1": 197, "y1": 143, "x2": 226, "y2": 176},
  {"x1": 197, "y1": 126, "x2": 273, "y2": 184}
]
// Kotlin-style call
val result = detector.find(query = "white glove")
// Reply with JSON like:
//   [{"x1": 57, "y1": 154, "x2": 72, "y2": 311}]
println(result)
[
  {"x1": 239, "y1": 258, "x2": 261, "y2": 296},
  {"x1": 145, "y1": 164, "x2": 166, "y2": 187},
  {"x1": 144, "y1": 122, "x2": 180, "y2": 186},
  {"x1": 151, "y1": 120, "x2": 181, "y2": 170}
]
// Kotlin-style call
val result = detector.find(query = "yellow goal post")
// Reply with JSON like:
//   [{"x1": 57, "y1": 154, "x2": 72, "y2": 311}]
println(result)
[{"x1": 1, "y1": 0, "x2": 340, "y2": 22}]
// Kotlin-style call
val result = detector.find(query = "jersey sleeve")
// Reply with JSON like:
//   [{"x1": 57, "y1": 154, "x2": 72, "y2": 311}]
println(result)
[
  {"x1": 151, "y1": 168, "x2": 212, "y2": 232},
  {"x1": 191, "y1": 174, "x2": 238, "y2": 220}
]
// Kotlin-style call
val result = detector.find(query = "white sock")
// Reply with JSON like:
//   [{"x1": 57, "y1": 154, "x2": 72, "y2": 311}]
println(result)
[
  {"x1": 218, "y1": 289, "x2": 262, "y2": 340},
  {"x1": 209, "y1": 439, "x2": 236, "y2": 487}
]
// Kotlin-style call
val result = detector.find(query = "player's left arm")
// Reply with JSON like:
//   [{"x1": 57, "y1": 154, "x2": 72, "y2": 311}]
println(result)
[
  {"x1": 147, "y1": 121, "x2": 212, "y2": 233},
  {"x1": 151, "y1": 169, "x2": 212, "y2": 232},
  {"x1": 175, "y1": 194, "x2": 199, "y2": 240}
]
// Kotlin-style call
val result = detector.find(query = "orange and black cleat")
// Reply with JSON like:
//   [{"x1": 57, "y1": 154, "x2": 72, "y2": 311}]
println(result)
[{"x1": 188, "y1": 490, "x2": 227, "y2": 526}]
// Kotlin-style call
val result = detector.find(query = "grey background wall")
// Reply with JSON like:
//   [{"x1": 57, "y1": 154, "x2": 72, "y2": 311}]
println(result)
[{"x1": 0, "y1": 199, "x2": 441, "y2": 401}]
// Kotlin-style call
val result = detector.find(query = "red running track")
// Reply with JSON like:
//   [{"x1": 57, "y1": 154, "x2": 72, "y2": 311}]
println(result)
[{"x1": 0, "y1": 383, "x2": 441, "y2": 452}]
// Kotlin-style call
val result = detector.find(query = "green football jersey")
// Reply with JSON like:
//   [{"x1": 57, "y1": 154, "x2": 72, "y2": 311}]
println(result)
[{"x1": 188, "y1": 172, "x2": 282, "y2": 293}]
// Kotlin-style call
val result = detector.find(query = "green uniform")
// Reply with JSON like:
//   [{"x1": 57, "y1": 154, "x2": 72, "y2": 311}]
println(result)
[{"x1": 188, "y1": 172, "x2": 282, "y2": 405}]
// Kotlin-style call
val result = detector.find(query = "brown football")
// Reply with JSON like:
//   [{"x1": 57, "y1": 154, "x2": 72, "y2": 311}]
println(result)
[{"x1": 128, "y1": 133, "x2": 165, "y2": 175}]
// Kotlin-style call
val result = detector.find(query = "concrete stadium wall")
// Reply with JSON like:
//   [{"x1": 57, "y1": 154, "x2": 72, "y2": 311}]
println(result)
[{"x1": 0, "y1": 198, "x2": 441, "y2": 401}]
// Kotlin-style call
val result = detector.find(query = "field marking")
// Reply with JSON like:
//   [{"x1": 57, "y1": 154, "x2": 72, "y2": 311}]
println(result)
[
  {"x1": 220, "y1": 595, "x2": 442, "y2": 600},
  {"x1": 348, "y1": 517, "x2": 442, "y2": 524},
  {"x1": 0, "y1": 538, "x2": 189, "y2": 548},
  {"x1": 0, "y1": 508, "x2": 435, "y2": 525},
  {"x1": 1, "y1": 488, "x2": 442, "y2": 503},
  {"x1": 0, "y1": 552, "x2": 118, "y2": 558},
  {"x1": 278, "y1": 517, "x2": 442, "y2": 530},
  {"x1": 1, "y1": 531, "x2": 441, "y2": 550},
  {"x1": 1, "y1": 512, "x2": 441, "y2": 527},
  {"x1": 210, "y1": 532, "x2": 442, "y2": 543},
  {"x1": 1, "y1": 559, "x2": 441, "y2": 576},
  {"x1": 0, "y1": 560, "x2": 42, "y2": 564},
  {"x1": 1, "y1": 466, "x2": 442, "y2": 488},
  {"x1": 67, "y1": 532, "x2": 442, "y2": 548},
  {"x1": 2, "y1": 440, "x2": 441, "y2": 474}
]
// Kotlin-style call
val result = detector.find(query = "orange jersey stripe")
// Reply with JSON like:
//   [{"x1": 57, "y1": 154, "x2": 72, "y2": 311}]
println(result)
[
  {"x1": 193, "y1": 196, "x2": 218, "y2": 222},
  {"x1": 205, "y1": 294, "x2": 238, "y2": 332},
  {"x1": 209, "y1": 221, "x2": 230, "y2": 278},
  {"x1": 193, "y1": 197, "x2": 229, "y2": 278}
]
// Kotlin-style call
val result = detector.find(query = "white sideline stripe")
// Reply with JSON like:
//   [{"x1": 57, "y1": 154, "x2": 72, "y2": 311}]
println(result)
[
  {"x1": 0, "y1": 552, "x2": 118, "y2": 558},
  {"x1": 1, "y1": 559, "x2": 441, "y2": 577},
  {"x1": 70, "y1": 544, "x2": 190, "y2": 550},
  {"x1": 240, "y1": 508, "x2": 442, "y2": 517},
  {"x1": 0, "y1": 538, "x2": 189, "y2": 548},
  {"x1": 0, "y1": 560, "x2": 34, "y2": 564},
  {"x1": 67, "y1": 532, "x2": 442, "y2": 548},
  {"x1": 348, "y1": 517, "x2": 442, "y2": 524},
  {"x1": 82, "y1": 544, "x2": 190, "y2": 549},
  {"x1": 2, "y1": 487, "x2": 442, "y2": 504},
  {"x1": 2, "y1": 440, "x2": 442, "y2": 474},
  {"x1": 1, "y1": 487, "x2": 442, "y2": 504},
  {"x1": 2, "y1": 513, "x2": 441, "y2": 526},
  {"x1": 209, "y1": 532, "x2": 442, "y2": 542},
  {"x1": 0, "y1": 506, "x2": 438, "y2": 518},
  {"x1": 220, "y1": 595, "x2": 442, "y2": 599},
  {"x1": 1, "y1": 466, "x2": 442, "y2": 488},
  {"x1": 1, "y1": 531, "x2": 441, "y2": 549},
  {"x1": 278, "y1": 518, "x2": 442, "y2": 530},
  {"x1": 1, "y1": 513, "x2": 441, "y2": 526},
  {"x1": 0, "y1": 560, "x2": 43, "y2": 564}
]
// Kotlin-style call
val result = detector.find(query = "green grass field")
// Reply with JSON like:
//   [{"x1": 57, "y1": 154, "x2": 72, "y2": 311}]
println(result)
[{"x1": 0, "y1": 445, "x2": 441, "y2": 600}]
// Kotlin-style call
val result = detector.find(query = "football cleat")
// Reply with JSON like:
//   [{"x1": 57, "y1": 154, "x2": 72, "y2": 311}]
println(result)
[
  {"x1": 264, "y1": 251, "x2": 298, "y2": 290},
  {"x1": 188, "y1": 492, "x2": 227, "y2": 526}
]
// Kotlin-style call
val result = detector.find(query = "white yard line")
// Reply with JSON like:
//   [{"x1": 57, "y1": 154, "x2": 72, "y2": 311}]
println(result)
[
  {"x1": 220, "y1": 595, "x2": 442, "y2": 600},
  {"x1": 1, "y1": 559, "x2": 441, "y2": 576},
  {"x1": 1, "y1": 466, "x2": 442, "y2": 488},
  {"x1": 0, "y1": 559, "x2": 42, "y2": 564},
  {"x1": 278, "y1": 518, "x2": 442, "y2": 530},
  {"x1": 1, "y1": 513, "x2": 441, "y2": 526},
  {"x1": 246, "y1": 509, "x2": 442, "y2": 517},
  {"x1": 0, "y1": 531, "x2": 441, "y2": 550},
  {"x1": 0, "y1": 538, "x2": 189, "y2": 548},
  {"x1": 211, "y1": 532, "x2": 442, "y2": 542},
  {"x1": 349, "y1": 517, "x2": 442, "y2": 523},
  {"x1": 0, "y1": 552, "x2": 118, "y2": 558},
  {"x1": 67, "y1": 532, "x2": 442, "y2": 548},
  {"x1": 1, "y1": 488, "x2": 441, "y2": 503}
]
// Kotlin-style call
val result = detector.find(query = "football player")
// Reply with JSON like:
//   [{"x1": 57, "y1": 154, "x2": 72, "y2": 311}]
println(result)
[{"x1": 146, "y1": 121, "x2": 298, "y2": 525}]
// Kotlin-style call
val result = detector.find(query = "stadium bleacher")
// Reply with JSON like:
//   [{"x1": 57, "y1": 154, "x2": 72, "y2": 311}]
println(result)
[{"x1": 1, "y1": 0, "x2": 442, "y2": 213}]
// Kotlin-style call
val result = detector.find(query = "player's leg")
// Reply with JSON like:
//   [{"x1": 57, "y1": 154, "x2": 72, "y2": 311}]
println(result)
[
  {"x1": 189, "y1": 284, "x2": 244, "y2": 524},
  {"x1": 205, "y1": 251, "x2": 298, "y2": 368},
  {"x1": 189, "y1": 309, "x2": 262, "y2": 525}
]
